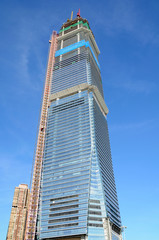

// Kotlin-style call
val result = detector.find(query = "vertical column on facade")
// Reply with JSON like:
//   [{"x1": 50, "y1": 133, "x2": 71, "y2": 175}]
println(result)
[
  {"x1": 60, "y1": 27, "x2": 64, "y2": 62},
  {"x1": 103, "y1": 218, "x2": 112, "y2": 240},
  {"x1": 77, "y1": 20, "x2": 80, "y2": 55},
  {"x1": 13, "y1": 188, "x2": 23, "y2": 239},
  {"x1": 24, "y1": 31, "x2": 57, "y2": 240}
]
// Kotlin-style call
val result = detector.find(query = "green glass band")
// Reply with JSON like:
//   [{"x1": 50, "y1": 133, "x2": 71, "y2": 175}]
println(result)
[{"x1": 59, "y1": 21, "x2": 90, "y2": 33}]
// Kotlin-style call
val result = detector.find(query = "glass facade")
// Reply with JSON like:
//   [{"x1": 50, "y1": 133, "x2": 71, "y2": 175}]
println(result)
[{"x1": 39, "y1": 17, "x2": 122, "y2": 240}]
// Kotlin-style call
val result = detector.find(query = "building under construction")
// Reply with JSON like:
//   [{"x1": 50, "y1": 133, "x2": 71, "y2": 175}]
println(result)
[
  {"x1": 6, "y1": 184, "x2": 30, "y2": 240},
  {"x1": 9, "y1": 10, "x2": 123, "y2": 240}
]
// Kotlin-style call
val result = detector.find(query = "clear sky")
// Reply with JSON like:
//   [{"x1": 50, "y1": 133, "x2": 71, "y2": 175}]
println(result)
[{"x1": 0, "y1": 0, "x2": 159, "y2": 239}]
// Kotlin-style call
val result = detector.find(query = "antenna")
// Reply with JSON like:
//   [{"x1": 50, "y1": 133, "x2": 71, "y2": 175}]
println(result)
[{"x1": 77, "y1": 8, "x2": 80, "y2": 17}]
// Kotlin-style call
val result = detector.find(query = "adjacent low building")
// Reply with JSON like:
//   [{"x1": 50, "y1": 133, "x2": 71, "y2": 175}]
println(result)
[{"x1": 7, "y1": 184, "x2": 30, "y2": 240}]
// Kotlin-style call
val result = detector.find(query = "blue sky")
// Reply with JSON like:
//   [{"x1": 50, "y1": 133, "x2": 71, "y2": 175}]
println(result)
[{"x1": 0, "y1": 0, "x2": 159, "y2": 239}]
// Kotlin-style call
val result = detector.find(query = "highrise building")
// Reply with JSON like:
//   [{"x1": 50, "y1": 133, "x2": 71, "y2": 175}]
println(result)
[
  {"x1": 25, "y1": 12, "x2": 122, "y2": 240},
  {"x1": 7, "y1": 184, "x2": 30, "y2": 240}
]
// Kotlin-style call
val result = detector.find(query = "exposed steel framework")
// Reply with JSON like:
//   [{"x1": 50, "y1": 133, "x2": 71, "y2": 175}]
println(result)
[{"x1": 24, "y1": 31, "x2": 57, "y2": 240}]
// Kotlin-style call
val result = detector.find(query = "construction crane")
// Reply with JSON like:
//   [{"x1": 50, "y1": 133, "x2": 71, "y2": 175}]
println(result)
[{"x1": 24, "y1": 31, "x2": 58, "y2": 240}]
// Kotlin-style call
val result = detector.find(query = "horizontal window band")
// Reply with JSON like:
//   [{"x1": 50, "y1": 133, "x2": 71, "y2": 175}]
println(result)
[
  {"x1": 41, "y1": 194, "x2": 89, "y2": 207},
  {"x1": 88, "y1": 223, "x2": 103, "y2": 228},
  {"x1": 53, "y1": 52, "x2": 101, "y2": 78},
  {"x1": 41, "y1": 213, "x2": 87, "y2": 222},
  {"x1": 43, "y1": 153, "x2": 90, "y2": 166},
  {"x1": 49, "y1": 210, "x2": 78, "y2": 218},
  {"x1": 41, "y1": 224, "x2": 87, "y2": 234},
  {"x1": 47, "y1": 114, "x2": 90, "y2": 129},
  {"x1": 53, "y1": 52, "x2": 92, "y2": 73},
  {"x1": 89, "y1": 205, "x2": 101, "y2": 210},
  {"x1": 50, "y1": 204, "x2": 79, "y2": 211},
  {"x1": 42, "y1": 171, "x2": 90, "y2": 184},
  {"x1": 50, "y1": 83, "x2": 108, "y2": 116},
  {"x1": 42, "y1": 166, "x2": 90, "y2": 179},
  {"x1": 42, "y1": 161, "x2": 90, "y2": 175},
  {"x1": 41, "y1": 219, "x2": 86, "y2": 229},
  {"x1": 43, "y1": 149, "x2": 91, "y2": 164},
  {"x1": 44, "y1": 144, "x2": 91, "y2": 160},
  {"x1": 41, "y1": 188, "x2": 89, "y2": 201},
  {"x1": 44, "y1": 138, "x2": 91, "y2": 155},
  {"x1": 42, "y1": 174, "x2": 89, "y2": 187},
  {"x1": 41, "y1": 183, "x2": 89, "y2": 195},
  {"x1": 88, "y1": 210, "x2": 102, "y2": 216},
  {"x1": 55, "y1": 40, "x2": 100, "y2": 69},
  {"x1": 46, "y1": 222, "x2": 79, "y2": 230},
  {"x1": 52, "y1": 73, "x2": 87, "y2": 84},
  {"x1": 48, "y1": 216, "x2": 79, "y2": 224},
  {"x1": 46, "y1": 118, "x2": 90, "y2": 132},
  {"x1": 41, "y1": 201, "x2": 88, "y2": 212},
  {"x1": 47, "y1": 109, "x2": 90, "y2": 125},
  {"x1": 42, "y1": 175, "x2": 89, "y2": 188},
  {"x1": 41, "y1": 184, "x2": 89, "y2": 197},
  {"x1": 42, "y1": 179, "x2": 89, "y2": 192},
  {"x1": 50, "y1": 199, "x2": 78, "y2": 207},
  {"x1": 88, "y1": 217, "x2": 102, "y2": 222}
]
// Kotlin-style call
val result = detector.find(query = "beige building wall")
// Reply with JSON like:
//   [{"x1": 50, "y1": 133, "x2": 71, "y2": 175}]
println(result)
[{"x1": 7, "y1": 184, "x2": 30, "y2": 240}]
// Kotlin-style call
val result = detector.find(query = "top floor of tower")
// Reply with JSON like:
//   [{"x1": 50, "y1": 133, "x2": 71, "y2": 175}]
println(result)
[{"x1": 56, "y1": 11, "x2": 100, "y2": 62}]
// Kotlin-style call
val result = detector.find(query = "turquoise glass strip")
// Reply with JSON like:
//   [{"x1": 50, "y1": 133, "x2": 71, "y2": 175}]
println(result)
[{"x1": 55, "y1": 40, "x2": 100, "y2": 69}]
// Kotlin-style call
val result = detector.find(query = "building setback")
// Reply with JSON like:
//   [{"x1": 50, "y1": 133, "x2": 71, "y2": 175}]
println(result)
[
  {"x1": 25, "y1": 12, "x2": 123, "y2": 240},
  {"x1": 7, "y1": 184, "x2": 30, "y2": 240}
]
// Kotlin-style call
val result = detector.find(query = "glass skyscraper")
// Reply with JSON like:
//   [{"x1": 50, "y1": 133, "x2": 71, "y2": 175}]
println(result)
[{"x1": 25, "y1": 14, "x2": 122, "y2": 240}]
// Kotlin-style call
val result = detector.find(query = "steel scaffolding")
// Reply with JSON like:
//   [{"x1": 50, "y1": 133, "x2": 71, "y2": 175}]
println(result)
[{"x1": 24, "y1": 31, "x2": 57, "y2": 240}]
